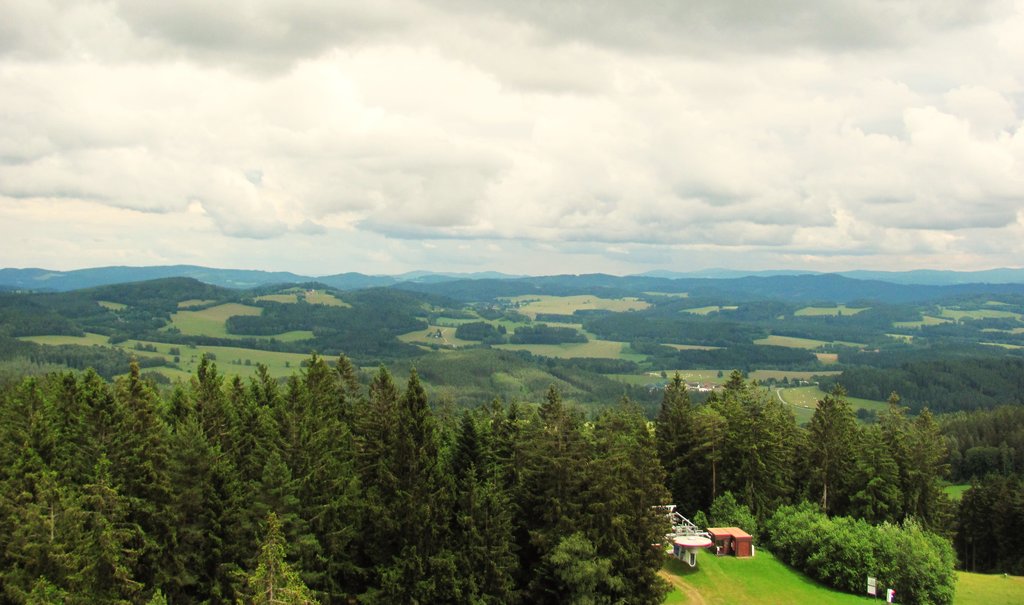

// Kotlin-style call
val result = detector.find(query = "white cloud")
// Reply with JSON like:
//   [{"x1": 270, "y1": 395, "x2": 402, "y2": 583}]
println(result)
[{"x1": 1, "y1": 0, "x2": 1023, "y2": 274}]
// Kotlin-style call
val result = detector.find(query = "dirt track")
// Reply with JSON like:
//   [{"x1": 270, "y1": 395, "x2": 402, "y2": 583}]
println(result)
[{"x1": 658, "y1": 569, "x2": 707, "y2": 605}]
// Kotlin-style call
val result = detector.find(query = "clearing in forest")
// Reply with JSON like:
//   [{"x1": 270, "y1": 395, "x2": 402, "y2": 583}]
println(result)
[
  {"x1": 794, "y1": 305, "x2": 869, "y2": 316},
  {"x1": 503, "y1": 295, "x2": 649, "y2": 318},
  {"x1": 167, "y1": 303, "x2": 263, "y2": 337}
]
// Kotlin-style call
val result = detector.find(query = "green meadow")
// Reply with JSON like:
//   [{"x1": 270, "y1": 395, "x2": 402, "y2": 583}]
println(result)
[
  {"x1": 660, "y1": 552, "x2": 1024, "y2": 604},
  {"x1": 755, "y1": 335, "x2": 865, "y2": 350},
  {"x1": 494, "y1": 339, "x2": 639, "y2": 360},
  {"x1": 167, "y1": 303, "x2": 263, "y2": 337}
]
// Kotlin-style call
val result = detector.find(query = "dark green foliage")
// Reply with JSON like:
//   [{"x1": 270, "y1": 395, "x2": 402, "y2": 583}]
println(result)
[
  {"x1": 765, "y1": 503, "x2": 957, "y2": 605},
  {"x1": 510, "y1": 324, "x2": 587, "y2": 344},
  {"x1": 454, "y1": 321, "x2": 505, "y2": 343},
  {"x1": 956, "y1": 474, "x2": 1024, "y2": 574}
]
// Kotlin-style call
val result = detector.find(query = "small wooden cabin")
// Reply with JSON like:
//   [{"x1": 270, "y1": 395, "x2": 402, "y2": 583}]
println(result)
[{"x1": 707, "y1": 527, "x2": 753, "y2": 557}]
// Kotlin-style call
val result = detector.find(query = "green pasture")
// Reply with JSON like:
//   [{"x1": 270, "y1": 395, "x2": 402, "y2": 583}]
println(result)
[
  {"x1": 432, "y1": 316, "x2": 483, "y2": 326},
  {"x1": 748, "y1": 370, "x2": 841, "y2": 382},
  {"x1": 494, "y1": 339, "x2": 638, "y2": 360},
  {"x1": 661, "y1": 552, "x2": 1024, "y2": 604},
  {"x1": 20, "y1": 333, "x2": 111, "y2": 346},
  {"x1": 503, "y1": 295, "x2": 650, "y2": 318},
  {"x1": 664, "y1": 343, "x2": 723, "y2": 351},
  {"x1": 399, "y1": 326, "x2": 477, "y2": 348},
  {"x1": 956, "y1": 571, "x2": 1024, "y2": 604},
  {"x1": 126, "y1": 339, "x2": 312, "y2": 379},
  {"x1": 167, "y1": 303, "x2": 263, "y2": 338},
  {"x1": 98, "y1": 301, "x2": 127, "y2": 311},
  {"x1": 661, "y1": 550, "x2": 866, "y2": 605},
  {"x1": 680, "y1": 305, "x2": 738, "y2": 315},
  {"x1": 887, "y1": 333, "x2": 914, "y2": 342},
  {"x1": 794, "y1": 305, "x2": 869, "y2": 317},
  {"x1": 256, "y1": 293, "x2": 298, "y2": 303},
  {"x1": 774, "y1": 386, "x2": 886, "y2": 424}
]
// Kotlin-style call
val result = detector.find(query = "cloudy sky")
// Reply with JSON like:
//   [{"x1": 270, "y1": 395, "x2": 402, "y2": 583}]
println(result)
[{"x1": 2, "y1": 0, "x2": 1023, "y2": 276}]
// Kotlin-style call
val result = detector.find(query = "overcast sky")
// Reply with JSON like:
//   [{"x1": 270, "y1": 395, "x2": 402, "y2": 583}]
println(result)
[{"x1": 2, "y1": 1, "x2": 1023, "y2": 276}]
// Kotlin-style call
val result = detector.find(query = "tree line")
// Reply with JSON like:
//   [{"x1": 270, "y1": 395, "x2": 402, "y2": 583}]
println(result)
[{"x1": 0, "y1": 355, "x2": 669, "y2": 604}]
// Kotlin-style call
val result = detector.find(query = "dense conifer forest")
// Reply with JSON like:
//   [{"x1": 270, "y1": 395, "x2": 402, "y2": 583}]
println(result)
[{"x1": 0, "y1": 355, "x2": 993, "y2": 604}]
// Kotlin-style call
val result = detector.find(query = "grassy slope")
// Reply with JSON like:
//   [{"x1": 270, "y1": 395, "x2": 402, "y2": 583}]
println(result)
[{"x1": 661, "y1": 552, "x2": 1024, "y2": 604}]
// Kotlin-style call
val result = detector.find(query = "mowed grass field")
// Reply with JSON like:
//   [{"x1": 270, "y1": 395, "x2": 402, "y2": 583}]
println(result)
[
  {"x1": 755, "y1": 335, "x2": 864, "y2": 349},
  {"x1": 661, "y1": 551, "x2": 866, "y2": 605},
  {"x1": 680, "y1": 305, "x2": 738, "y2": 315},
  {"x1": 893, "y1": 315, "x2": 952, "y2": 328},
  {"x1": 495, "y1": 339, "x2": 641, "y2": 360},
  {"x1": 19, "y1": 333, "x2": 313, "y2": 379},
  {"x1": 774, "y1": 385, "x2": 887, "y2": 424},
  {"x1": 940, "y1": 307, "x2": 1023, "y2": 322},
  {"x1": 167, "y1": 303, "x2": 263, "y2": 337},
  {"x1": 660, "y1": 552, "x2": 1024, "y2": 604},
  {"x1": 503, "y1": 295, "x2": 649, "y2": 318},
  {"x1": 794, "y1": 305, "x2": 869, "y2": 316},
  {"x1": 399, "y1": 326, "x2": 478, "y2": 348}
]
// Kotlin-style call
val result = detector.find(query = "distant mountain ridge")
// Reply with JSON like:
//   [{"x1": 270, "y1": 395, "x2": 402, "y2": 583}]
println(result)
[{"x1": 1, "y1": 264, "x2": 1023, "y2": 297}]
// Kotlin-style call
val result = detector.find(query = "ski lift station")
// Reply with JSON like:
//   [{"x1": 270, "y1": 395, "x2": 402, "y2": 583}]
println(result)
[{"x1": 656, "y1": 505, "x2": 754, "y2": 567}]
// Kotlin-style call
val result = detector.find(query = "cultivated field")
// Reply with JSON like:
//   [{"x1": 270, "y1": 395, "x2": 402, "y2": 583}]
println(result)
[
  {"x1": 680, "y1": 305, "x2": 738, "y2": 315},
  {"x1": 940, "y1": 307, "x2": 1023, "y2": 322},
  {"x1": 893, "y1": 315, "x2": 952, "y2": 328},
  {"x1": 167, "y1": 303, "x2": 263, "y2": 337},
  {"x1": 97, "y1": 300, "x2": 127, "y2": 311},
  {"x1": 504, "y1": 295, "x2": 650, "y2": 318},
  {"x1": 495, "y1": 339, "x2": 639, "y2": 360},
  {"x1": 794, "y1": 305, "x2": 869, "y2": 317}
]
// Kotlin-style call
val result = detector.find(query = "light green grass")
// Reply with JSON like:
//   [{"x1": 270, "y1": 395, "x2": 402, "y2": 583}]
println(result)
[
  {"x1": 680, "y1": 305, "x2": 739, "y2": 315},
  {"x1": 127, "y1": 340, "x2": 313, "y2": 379},
  {"x1": 944, "y1": 484, "x2": 970, "y2": 501},
  {"x1": 749, "y1": 370, "x2": 841, "y2": 381},
  {"x1": 433, "y1": 316, "x2": 483, "y2": 326},
  {"x1": 494, "y1": 339, "x2": 633, "y2": 360},
  {"x1": 399, "y1": 326, "x2": 477, "y2": 348},
  {"x1": 956, "y1": 570, "x2": 1024, "y2": 604},
  {"x1": 982, "y1": 342, "x2": 1024, "y2": 350},
  {"x1": 662, "y1": 550, "x2": 868, "y2": 605},
  {"x1": 97, "y1": 300, "x2": 127, "y2": 311},
  {"x1": 887, "y1": 333, "x2": 914, "y2": 342},
  {"x1": 795, "y1": 305, "x2": 869, "y2": 317},
  {"x1": 503, "y1": 295, "x2": 650, "y2": 318},
  {"x1": 19, "y1": 333, "x2": 111, "y2": 346},
  {"x1": 775, "y1": 386, "x2": 886, "y2": 424},
  {"x1": 664, "y1": 343, "x2": 723, "y2": 351},
  {"x1": 662, "y1": 552, "x2": 1023, "y2": 604},
  {"x1": 168, "y1": 303, "x2": 263, "y2": 338},
  {"x1": 256, "y1": 294, "x2": 299, "y2": 303}
]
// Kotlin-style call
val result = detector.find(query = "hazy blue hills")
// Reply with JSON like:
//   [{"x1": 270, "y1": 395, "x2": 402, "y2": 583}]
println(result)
[{"x1": 2, "y1": 264, "x2": 1024, "y2": 305}]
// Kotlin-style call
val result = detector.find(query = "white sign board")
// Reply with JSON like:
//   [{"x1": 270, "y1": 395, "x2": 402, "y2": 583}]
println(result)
[{"x1": 867, "y1": 577, "x2": 877, "y2": 596}]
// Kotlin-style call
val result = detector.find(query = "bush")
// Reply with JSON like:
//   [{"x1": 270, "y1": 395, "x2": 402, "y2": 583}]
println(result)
[{"x1": 764, "y1": 503, "x2": 956, "y2": 605}]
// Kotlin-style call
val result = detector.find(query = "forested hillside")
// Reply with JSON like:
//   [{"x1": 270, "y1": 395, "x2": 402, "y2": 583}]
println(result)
[{"x1": 0, "y1": 358, "x2": 972, "y2": 604}]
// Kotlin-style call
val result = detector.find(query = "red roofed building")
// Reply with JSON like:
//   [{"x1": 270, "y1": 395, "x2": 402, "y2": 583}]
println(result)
[{"x1": 707, "y1": 527, "x2": 753, "y2": 557}]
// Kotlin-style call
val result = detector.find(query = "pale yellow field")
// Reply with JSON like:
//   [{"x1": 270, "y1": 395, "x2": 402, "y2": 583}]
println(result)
[
  {"x1": 893, "y1": 315, "x2": 951, "y2": 328},
  {"x1": 177, "y1": 299, "x2": 217, "y2": 309},
  {"x1": 304, "y1": 291, "x2": 349, "y2": 307},
  {"x1": 256, "y1": 294, "x2": 299, "y2": 303},
  {"x1": 680, "y1": 305, "x2": 738, "y2": 315},
  {"x1": 887, "y1": 333, "x2": 914, "y2": 342},
  {"x1": 755, "y1": 335, "x2": 864, "y2": 350},
  {"x1": 98, "y1": 301, "x2": 127, "y2": 311},
  {"x1": 794, "y1": 305, "x2": 868, "y2": 316},
  {"x1": 643, "y1": 291, "x2": 689, "y2": 298},
  {"x1": 664, "y1": 343, "x2": 722, "y2": 351},
  {"x1": 816, "y1": 353, "x2": 839, "y2": 364},
  {"x1": 502, "y1": 295, "x2": 649, "y2": 318},
  {"x1": 940, "y1": 307, "x2": 1023, "y2": 322},
  {"x1": 494, "y1": 339, "x2": 633, "y2": 359}
]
